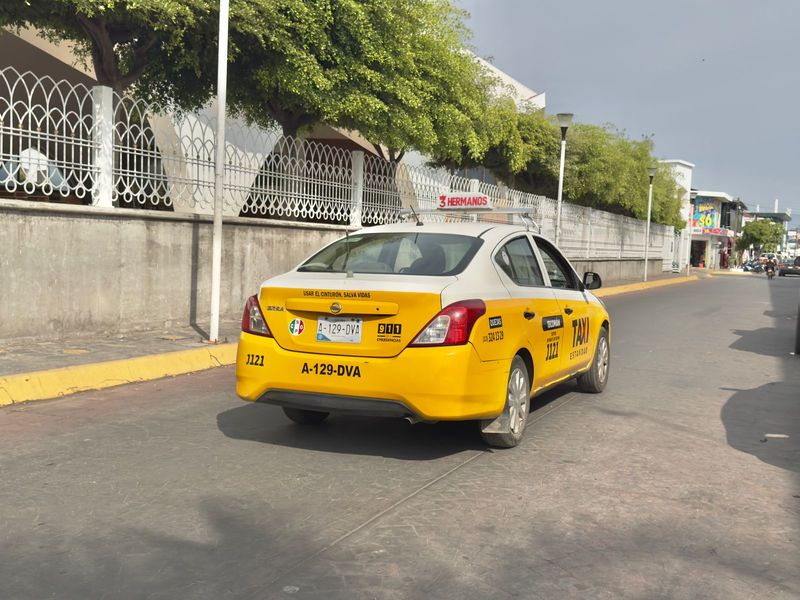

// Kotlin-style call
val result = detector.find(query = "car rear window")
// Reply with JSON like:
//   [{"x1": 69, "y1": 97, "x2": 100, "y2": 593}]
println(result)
[{"x1": 298, "y1": 232, "x2": 483, "y2": 276}]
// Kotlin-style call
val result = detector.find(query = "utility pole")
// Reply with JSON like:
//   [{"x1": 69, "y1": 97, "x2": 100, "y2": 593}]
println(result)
[{"x1": 208, "y1": 0, "x2": 230, "y2": 343}]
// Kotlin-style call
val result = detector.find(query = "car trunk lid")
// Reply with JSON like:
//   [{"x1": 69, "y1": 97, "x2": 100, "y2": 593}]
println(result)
[{"x1": 258, "y1": 274, "x2": 454, "y2": 357}]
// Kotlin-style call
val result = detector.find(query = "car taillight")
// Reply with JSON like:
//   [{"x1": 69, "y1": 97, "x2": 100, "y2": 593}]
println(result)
[
  {"x1": 410, "y1": 300, "x2": 486, "y2": 346},
  {"x1": 241, "y1": 294, "x2": 272, "y2": 337}
]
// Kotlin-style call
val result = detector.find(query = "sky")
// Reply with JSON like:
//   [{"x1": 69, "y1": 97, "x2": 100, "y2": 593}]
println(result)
[{"x1": 457, "y1": 0, "x2": 800, "y2": 221}]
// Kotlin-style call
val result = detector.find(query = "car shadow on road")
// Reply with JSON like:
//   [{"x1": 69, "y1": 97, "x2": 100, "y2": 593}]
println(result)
[
  {"x1": 217, "y1": 386, "x2": 572, "y2": 460},
  {"x1": 720, "y1": 381, "x2": 799, "y2": 475},
  {"x1": 723, "y1": 276, "x2": 800, "y2": 477},
  {"x1": 729, "y1": 327, "x2": 795, "y2": 357},
  {"x1": 216, "y1": 403, "x2": 486, "y2": 460}
]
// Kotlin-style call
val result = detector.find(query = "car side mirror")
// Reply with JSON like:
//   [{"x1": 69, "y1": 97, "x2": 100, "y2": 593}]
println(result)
[{"x1": 583, "y1": 271, "x2": 602, "y2": 290}]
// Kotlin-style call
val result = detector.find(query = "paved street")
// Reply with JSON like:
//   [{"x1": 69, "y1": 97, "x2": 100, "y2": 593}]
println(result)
[{"x1": 1, "y1": 276, "x2": 798, "y2": 599}]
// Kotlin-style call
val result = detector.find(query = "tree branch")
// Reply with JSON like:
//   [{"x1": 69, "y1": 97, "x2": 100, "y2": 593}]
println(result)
[
  {"x1": 76, "y1": 14, "x2": 120, "y2": 88},
  {"x1": 372, "y1": 143, "x2": 387, "y2": 161},
  {"x1": 118, "y1": 34, "x2": 159, "y2": 90}
]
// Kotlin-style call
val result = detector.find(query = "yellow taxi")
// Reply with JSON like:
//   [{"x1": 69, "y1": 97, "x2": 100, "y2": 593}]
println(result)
[{"x1": 236, "y1": 215, "x2": 610, "y2": 447}]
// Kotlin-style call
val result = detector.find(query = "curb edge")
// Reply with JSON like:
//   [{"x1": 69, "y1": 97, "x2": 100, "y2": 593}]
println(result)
[
  {"x1": 0, "y1": 344, "x2": 237, "y2": 406},
  {"x1": 594, "y1": 275, "x2": 700, "y2": 298}
]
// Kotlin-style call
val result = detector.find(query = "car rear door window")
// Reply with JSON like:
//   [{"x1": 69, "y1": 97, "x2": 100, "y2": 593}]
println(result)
[
  {"x1": 495, "y1": 237, "x2": 545, "y2": 287},
  {"x1": 298, "y1": 232, "x2": 483, "y2": 276},
  {"x1": 534, "y1": 238, "x2": 577, "y2": 289}
]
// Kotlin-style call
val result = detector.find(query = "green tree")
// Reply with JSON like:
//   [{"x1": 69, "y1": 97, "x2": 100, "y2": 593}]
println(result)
[
  {"x1": 472, "y1": 116, "x2": 684, "y2": 228},
  {"x1": 0, "y1": 0, "x2": 210, "y2": 93},
  {"x1": 736, "y1": 220, "x2": 785, "y2": 252},
  {"x1": 226, "y1": 0, "x2": 499, "y2": 158},
  {"x1": 3, "y1": 0, "x2": 498, "y2": 161}
]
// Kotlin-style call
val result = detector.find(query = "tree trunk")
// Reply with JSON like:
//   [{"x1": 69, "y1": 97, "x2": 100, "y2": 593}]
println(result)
[{"x1": 77, "y1": 14, "x2": 157, "y2": 94}]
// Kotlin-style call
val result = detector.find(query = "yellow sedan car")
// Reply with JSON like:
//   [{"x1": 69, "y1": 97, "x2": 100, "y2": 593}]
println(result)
[{"x1": 236, "y1": 221, "x2": 610, "y2": 447}]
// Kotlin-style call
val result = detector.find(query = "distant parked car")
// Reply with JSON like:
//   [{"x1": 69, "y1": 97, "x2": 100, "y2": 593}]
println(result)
[{"x1": 778, "y1": 257, "x2": 800, "y2": 277}]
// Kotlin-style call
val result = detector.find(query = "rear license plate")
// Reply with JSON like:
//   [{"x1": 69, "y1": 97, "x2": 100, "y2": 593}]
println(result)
[{"x1": 316, "y1": 317, "x2": 362, "y2": 344}]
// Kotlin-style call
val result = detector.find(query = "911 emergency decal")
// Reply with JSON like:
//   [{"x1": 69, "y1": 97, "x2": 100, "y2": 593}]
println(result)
[
  {"x1": 377, "y1": 323, "x2": 403, "y2": 343},
  {"x1": 542, "y1": 315, "x2": 564, "y2": 331},
  {"x1": 570, "y1": 317, "x2": 590, "y2": 360}
]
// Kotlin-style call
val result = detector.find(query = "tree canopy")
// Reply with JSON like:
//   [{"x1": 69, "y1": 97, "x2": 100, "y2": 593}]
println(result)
[
  {"x1": 225, "y1": 0, "x2": 502, "y2": 159},
  {"x1": 3, "y1": 1, "x2": 506, "y2": 160},
  {"x1": 2, "y1": 1, "x2": 686, "y2": 226},
  {"x1": 736, "y1": 219, "x2": 785, "y2": 253},
  {"x1": 0, "y1": 0, "x2": 210, "y2": 92},
  {"x1": 449, "y1": 111, "x2": 685, "y2": 228}
]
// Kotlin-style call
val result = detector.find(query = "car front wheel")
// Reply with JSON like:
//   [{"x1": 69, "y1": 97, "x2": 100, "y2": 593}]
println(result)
[{"x1": 577, "y1": 326, "x2": 610, "y2": 393}]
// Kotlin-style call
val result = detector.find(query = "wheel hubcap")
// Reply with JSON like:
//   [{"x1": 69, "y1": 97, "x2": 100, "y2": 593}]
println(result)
[
  {"x1": 597, "y1": 337, "x2": 609, "y2": 383},
  {"x1": 507, "y1": 367, "x2": 529, "y2": 435}
]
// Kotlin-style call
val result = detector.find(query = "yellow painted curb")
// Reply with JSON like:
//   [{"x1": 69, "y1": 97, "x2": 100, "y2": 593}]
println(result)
[
  {"x1": 0, "y1": 344, "x2": 237, "y2": 406},
  {"x1": 594, "y1": 275, "x2": 699, "y2": 298},
  {"x1": 706, "y1": 270, "x2": 755, "y2": 277}
]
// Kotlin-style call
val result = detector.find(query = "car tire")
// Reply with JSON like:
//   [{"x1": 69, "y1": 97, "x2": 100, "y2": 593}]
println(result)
[
  {"x1": 577, "y1": 326, "x2": 610, "y2": 393},
  {"x1": 282, "y1": 407, "x2": 329, "y2": 424},
  {"x1": 480, "y1": 356, "x2": 530, "y2": 449}
]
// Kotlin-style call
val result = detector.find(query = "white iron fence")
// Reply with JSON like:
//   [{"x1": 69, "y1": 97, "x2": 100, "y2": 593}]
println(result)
[{"x1": 0, "y1": 66, "x2": 674, "y2": 264}]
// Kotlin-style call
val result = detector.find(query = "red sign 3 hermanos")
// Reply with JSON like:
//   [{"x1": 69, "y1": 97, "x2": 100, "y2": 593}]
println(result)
[{"x1": 437, "y1": 193, "x2": 494, "y2": 210}]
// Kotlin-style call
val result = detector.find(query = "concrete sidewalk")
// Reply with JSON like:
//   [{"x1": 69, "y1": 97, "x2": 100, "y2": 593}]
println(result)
[{"x1": 0, "y1": 274, "x2": 700, "y2": 406}]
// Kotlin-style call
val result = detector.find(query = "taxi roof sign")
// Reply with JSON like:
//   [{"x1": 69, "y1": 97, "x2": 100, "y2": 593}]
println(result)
[
  {"x1": 398, "y1": 207, "x2": 541, "y2": 233},
  {"x1": 438, "y1": 193, "x2": 494, "y2": 210}
]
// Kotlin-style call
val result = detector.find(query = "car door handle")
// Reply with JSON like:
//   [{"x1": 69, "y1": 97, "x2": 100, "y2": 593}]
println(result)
[
  {"x1": 564, "y1": 307, "x2": 574, "y2": 315},
  {"x1": 523, "y1": 311, "x2": 536, "y2": 320}
]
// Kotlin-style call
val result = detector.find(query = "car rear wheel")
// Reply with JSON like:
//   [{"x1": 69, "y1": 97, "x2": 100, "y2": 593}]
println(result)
[
  {"x1": 283, "y1": 407, "x2": 329, "y2": 424},
  {"x1": 480, "y1": 356, "x2": 530, "y2": 449},
  {"x1": 577, "y1": 326, "x2": 609, "y2": 393}
]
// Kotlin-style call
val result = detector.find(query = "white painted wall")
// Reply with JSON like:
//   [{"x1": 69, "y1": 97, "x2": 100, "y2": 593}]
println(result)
[{"x1": 661, "y1": 159, "x2": 695, "y2": 271}]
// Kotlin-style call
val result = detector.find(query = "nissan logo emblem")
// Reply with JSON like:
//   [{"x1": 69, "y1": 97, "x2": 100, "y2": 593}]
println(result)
[{"x1": 330, "y1": 302, "x2": 342, "y2": 314}]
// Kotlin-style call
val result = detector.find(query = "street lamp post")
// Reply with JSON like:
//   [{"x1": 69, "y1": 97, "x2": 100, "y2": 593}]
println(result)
[
  {"x1": 209, "y1": 0, "x2": 230, "y2": 343},
  {"x1": 555, "y1": 112, "x2": 573, "y2": 246},
  {"x1": 643, "y1": 166, "x2": 656, "y2": 282}
]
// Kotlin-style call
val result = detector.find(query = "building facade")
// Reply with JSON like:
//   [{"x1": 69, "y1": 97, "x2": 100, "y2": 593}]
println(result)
[{"x1": 689, "y1": 190, "x2": 746, "y2": 268}]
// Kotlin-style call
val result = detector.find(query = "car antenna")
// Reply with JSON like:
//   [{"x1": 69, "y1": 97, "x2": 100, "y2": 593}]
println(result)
[{"x1": 409, "y1": 205, "x2": 423, "y2": 226}]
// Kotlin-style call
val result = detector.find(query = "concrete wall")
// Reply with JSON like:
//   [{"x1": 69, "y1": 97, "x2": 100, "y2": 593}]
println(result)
[
  {"x1": 1, "y1": 201, "x2": 345, "y2": 341},
  {"x1": 572, "y1": 258, "x2": 664, "y2": 286},
  {"x1": 1, "y1": 201, "x2": 668, "y2": 341}
]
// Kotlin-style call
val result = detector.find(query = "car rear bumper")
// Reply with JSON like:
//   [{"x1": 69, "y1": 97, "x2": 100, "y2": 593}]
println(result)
[
  {"x1": 235, "y1": 332, "x2": 509, "y2": 420},
  {"x1": 256, "y1": 389, "x2": 414, "y2": 418}
]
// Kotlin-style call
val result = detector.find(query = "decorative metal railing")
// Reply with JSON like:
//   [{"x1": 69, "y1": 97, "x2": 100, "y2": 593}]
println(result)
[
  {"x1": 0, "y1": 68, "x2": 97, "y2": 202},
  {"x1": 0, "y1": 66, "x2": 674, "y2": 261}
]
